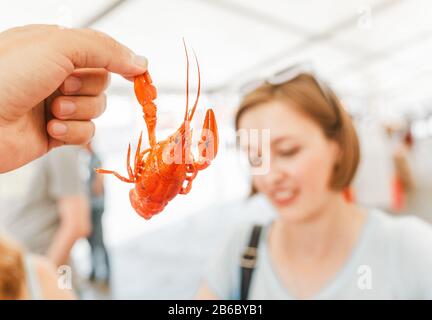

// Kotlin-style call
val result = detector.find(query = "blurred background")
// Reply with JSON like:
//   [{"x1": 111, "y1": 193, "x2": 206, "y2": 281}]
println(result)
[{"x1": 1, "y1": 0, "x2": 432, "y2": 299}]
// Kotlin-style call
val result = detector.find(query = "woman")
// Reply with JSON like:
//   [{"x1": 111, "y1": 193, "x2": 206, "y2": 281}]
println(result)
[
  {"x1": 196, "y1": 73, "x2": 432, "y2": 299},
  {"x1": 0, "y1": 234, "x2": 75, "y2": 300}
]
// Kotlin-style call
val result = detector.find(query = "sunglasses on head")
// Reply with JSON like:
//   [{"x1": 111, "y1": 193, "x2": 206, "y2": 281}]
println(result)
[{"x1": 239, "y1": 62, "x2": 340, "y2": 120}]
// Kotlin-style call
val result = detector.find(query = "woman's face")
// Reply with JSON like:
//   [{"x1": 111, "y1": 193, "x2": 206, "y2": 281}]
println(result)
[{"x1": 239, "y1": 100, "x2": 340, "y2": 222}]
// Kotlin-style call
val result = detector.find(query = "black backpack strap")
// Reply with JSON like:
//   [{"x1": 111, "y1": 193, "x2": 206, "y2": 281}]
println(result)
[{"x1": 240, "y1": 224, "x2": 263, "y2": 300}]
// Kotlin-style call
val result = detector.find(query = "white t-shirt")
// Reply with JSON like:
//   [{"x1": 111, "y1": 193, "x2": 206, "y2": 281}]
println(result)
[{"x1": 204, "y1": 209, "x2": 432, "y2": 299}]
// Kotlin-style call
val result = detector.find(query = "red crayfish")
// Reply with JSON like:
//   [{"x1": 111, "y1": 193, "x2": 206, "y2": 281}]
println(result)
[{"x1": 96, "y1": 43, "x2": 218, "y2": 219}]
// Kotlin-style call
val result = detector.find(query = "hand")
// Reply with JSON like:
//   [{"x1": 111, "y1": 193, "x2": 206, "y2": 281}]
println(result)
[{"x1": 0, "y1": 24, "x2": 147, "y2": 173}]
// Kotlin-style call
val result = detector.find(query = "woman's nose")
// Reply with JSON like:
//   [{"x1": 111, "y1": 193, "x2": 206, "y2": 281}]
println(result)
[{"x1": 265, "y1": 158, "x2": 287, "y2": 186}]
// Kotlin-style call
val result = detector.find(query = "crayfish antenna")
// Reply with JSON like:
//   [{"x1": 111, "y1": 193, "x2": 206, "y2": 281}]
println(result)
[
  {"x1": 182, "y1": 38, "x2": 190, "y2": 122},
  {"x1": 188, "y1": 48, "x2": 201, "y2": 122}
]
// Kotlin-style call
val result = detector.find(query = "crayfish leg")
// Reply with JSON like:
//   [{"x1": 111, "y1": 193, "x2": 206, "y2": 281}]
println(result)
[
  {"x1": 180, "y1": 164, "x2": 198, "y2": 195},
  {"x1": 126, "y1": 143, "x2": 134, "y2": 180},
  {"x1": 180, "y1": 180, "x2": 193, "y2": 195},
  {"x1": 186, "y1": 164, "x2": 198, "y2": 180},
  {"x1": 133, "y1": 132, "x2": 143, "y2": 177},
  {"x1": 95, "y1": 168, "x2": 135, "y2": 183}
]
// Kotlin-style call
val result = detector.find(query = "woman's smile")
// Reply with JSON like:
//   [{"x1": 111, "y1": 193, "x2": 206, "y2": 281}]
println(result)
[{"x1": 270, "y1": 188, "x2": 299, "y2": 207}]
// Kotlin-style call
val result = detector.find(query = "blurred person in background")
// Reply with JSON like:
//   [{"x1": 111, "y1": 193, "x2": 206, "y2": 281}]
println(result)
[
  {"x1": 0, "y1": 232, "x2": 75, "y2": 300},
  {"x1": 0, "y1": 146, "x2": 91, "y2": 268},
  {"x1": 84, "y1": 143, "x2": 110, "y2": 286},
  {"x1": 351, "y1": 121, "x2": 394, "y2": 212},
  {"x1": 196, "y1": 72, "x2": 432, "y2": 300},
  {"x1": 392, "y1": 127, "x2": 415, "y2": 213},
  {"x1": 393, "y1": 126, "x2": 432, "y2": 224}
]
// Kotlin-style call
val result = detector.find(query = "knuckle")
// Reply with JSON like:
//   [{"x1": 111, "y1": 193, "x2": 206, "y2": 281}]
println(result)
[
  {"x1": 68, "y1": 43, "x2": 88, "y2": 67},
  {"x1": 73, "y1": 121, "x2": 94, "y2": 144},
  {"x1": 94, "y1": 69, "x2": 110, "y2": 92},
  {"x1": 84, "y1": 28, "x2": 116, "y2": 50},
  {"x1": 89, "y1": 121, "x2": 96, "y2": 139},
  {"x1": 91, "y1": 95, "x2": 106, "y2": 118},
  {"x1": 101, "y1": 93, "x2": 108, "y2": 113},
  {"x1": 100, "y1": 70, "x2": 111, "y2": 89}
]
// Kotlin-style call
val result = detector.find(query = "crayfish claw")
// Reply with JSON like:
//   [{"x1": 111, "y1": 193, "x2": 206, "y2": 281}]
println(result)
[{"x1": 195, "y1": 109, "x2": 218, "y2": 170}]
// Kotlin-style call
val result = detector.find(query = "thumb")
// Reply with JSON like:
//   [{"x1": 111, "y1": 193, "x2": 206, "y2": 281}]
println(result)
[{"x1": 60, "y1": 28, "x2": 147, "y2": 78}]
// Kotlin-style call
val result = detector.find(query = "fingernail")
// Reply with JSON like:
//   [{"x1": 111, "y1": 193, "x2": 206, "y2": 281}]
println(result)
[
  {"x1": 59, "y1": 100, "x2": 76, "y2": 116},
  {"x1": 63, "y1": 76, "x2": 82, "y2": 93},
  {"x1": 52, "y1": 123, "x2": 68, "y2": 135},
  {"x1": 132, "y1": 54, "x2": 148, "y2": 69}
]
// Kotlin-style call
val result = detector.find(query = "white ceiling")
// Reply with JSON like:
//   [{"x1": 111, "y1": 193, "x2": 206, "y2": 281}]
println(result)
[{"x1": 1, "y1": 0, "x2": 432, "y2": 117}]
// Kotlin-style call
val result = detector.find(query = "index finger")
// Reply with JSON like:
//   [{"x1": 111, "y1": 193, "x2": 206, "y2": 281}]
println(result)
[{"x1": 59, "y1": 28, "x2": 147, "y2": 78}]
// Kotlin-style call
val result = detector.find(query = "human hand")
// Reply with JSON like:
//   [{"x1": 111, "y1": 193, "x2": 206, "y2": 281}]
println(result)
[{"x1": 0, "y1": 24, "x2": 147, "y2": 173}]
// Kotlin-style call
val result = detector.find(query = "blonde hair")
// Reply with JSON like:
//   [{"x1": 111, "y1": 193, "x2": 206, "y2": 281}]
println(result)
[
  {"x1": 235, "y1": 73, "x2": 360, "y2": 191},
  {"x1": 0, "y1": 235, "x2": 25, "y2": 299}
]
